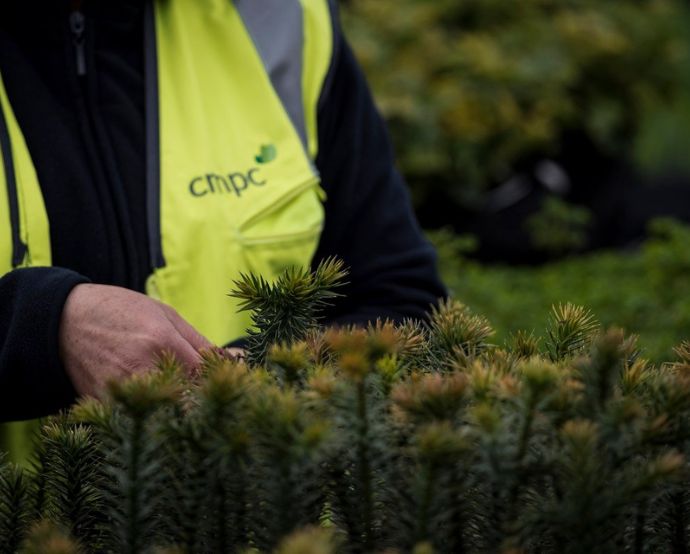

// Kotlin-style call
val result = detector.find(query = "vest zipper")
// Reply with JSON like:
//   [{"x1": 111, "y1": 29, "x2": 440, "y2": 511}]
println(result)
[
  {"x1": 69, "y1": 10, "x2": 87, "y2": 77},
  {"x1": 0, "y1": 103, "x2": 28, "y2": 268}
]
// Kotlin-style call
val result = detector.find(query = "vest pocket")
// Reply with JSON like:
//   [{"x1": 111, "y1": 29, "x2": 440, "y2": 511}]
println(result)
[
  {"x1": 237, "y1": 177, "x2": 325, "y2": 278},
  {"x1": 237, "y1": 176, "x2": 323, "y2": 234}
]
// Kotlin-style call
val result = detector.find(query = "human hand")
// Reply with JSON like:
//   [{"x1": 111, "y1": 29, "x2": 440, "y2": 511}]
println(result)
[{"x1": 59, "y1": 283, "x2": 213, "y2": 398}]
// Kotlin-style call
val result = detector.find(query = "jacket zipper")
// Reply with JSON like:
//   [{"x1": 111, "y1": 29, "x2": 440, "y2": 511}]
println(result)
[
  {"x1": 69, "y1": 10, "x2": 87, "y2": 77},
  {"x1": 68, "y1": 5, "x2": 145, "y2": 288},
  {"x1": 0, "y1": 100, "x2": 28, "y2": 268},
  {"x1": 144, "y1": 0, "x2": 165, "y2": 270}
]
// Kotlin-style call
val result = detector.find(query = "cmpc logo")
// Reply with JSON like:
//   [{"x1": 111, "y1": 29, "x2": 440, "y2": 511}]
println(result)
[
  {"x1": 189, "y1": 145, "x2": 277, "y2": 198},
  {"x1": 255, "y1": 144, "x2": 277, "y2": 164}
]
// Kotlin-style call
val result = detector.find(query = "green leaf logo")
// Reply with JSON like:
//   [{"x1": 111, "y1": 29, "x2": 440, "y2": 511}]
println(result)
[{"x1": 255, "y1": 144, "x2": 277, "y2": 164}]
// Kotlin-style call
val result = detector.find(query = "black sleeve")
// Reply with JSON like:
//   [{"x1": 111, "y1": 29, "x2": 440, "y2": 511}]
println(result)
[
  {"x1": 312, "y1": 14, "x2": 447, "y2": 326},
  {"x1": 0, "y1": 267, "x2": 87, "y2": 422}
]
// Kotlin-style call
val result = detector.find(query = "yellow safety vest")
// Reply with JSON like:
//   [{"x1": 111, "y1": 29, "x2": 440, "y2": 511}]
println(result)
[
  {"x1": 0, "y1": 0, "x2": 334, "y2": 457},
  {"x1": 0, "y1": 0, "x2": 333, "y2": 345}
]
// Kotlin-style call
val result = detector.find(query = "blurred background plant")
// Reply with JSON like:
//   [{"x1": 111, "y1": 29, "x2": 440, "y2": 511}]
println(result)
[
  {"x1": 340, "y1": 0, "x2": 690, "y2": 261},
  {"x1": 339, "y1": 0, "x2": 690, "y2": 360}
]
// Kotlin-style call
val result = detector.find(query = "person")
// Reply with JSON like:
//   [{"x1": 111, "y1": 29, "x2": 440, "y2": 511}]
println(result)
[{"x1": 0, "y1": 0, "x2": 445, "y2": 423}]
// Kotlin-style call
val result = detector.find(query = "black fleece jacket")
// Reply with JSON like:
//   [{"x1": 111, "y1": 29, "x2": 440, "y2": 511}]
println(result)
[{"x1": 0, "y1": 0, "x2": 446, "y2": 421}]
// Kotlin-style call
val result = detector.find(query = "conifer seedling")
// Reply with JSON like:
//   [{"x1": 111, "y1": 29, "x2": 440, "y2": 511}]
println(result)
[{"x1": 230, "y1": 258, "x2": 348, "y2": 365}]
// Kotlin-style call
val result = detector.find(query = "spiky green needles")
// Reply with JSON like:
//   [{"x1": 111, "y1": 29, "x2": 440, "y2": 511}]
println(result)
[{"x1": 3, "y1": 264, "x2": 690, "y2": 553}]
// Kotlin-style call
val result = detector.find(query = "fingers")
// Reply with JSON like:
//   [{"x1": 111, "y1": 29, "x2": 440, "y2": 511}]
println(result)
[
  {"x1": 160, "y1": 304, "x2": 214, "y2": 352},
  {"x1": 164, "y1": 332, "x2": 204, "y2": 376}
]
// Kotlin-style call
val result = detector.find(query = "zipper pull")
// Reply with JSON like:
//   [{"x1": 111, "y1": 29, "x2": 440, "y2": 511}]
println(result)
[{"x1": 69, "y1": 10, "x2": 87, "y2": 76}]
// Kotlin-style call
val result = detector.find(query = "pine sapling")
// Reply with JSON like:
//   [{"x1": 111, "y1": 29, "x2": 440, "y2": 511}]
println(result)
[
  {"x1": 503, "y1": 360, "x2": 561, "y2": 535},
  {"x1": 247, "y1": 386, "x2": 330, "y2": 551},
  {"x1": 508, "y1": 330, "x2": 541, "y2": 360},
  {"x1": 322, "y1": 327, "x2": 399, "y2": 551},
  {"x1": 427, "y1": 299, "x2": 494, "y2": 371},
  {"x1": 368, "y1": 319, "x2": 429, "y2": 375},
  {"x1": 160, "y1": 354, "x2": 254, "y2": 552},
  {"x1": 151, "y1": 408, "x2": 205, "y2": 551},
  {"x1": 0, "y1": 460, "x2": 30, "y2": 554},
  {"x1": 230, "y1": 257, "x2": 348, "y2": 365},
  {"x1": 27, "y1": 438, "x2": 48, "y2": 524},
  {"x1": 267, "y1": 341, "x2": 312, "y2": 388},
  {"x1": 105, "y1": 372, "x2": 181, "y2": 553},
  {"x1": 198, "y1": 354, "x2": 254, "y2": 551},
  {"x1": 575, "y1": 328, "x2": 627, "y2": 413},
  {"x1": 545, "y1": 303, "x2": 599, "y2": 362},
  {"x1": 407, "y1": 423, "x2": 469, "y2": 551},
  {"x1": 391, "y1": 373, "x2": 469, "y2": 425},
  {"x1": 40, "y1": 422, "x2": 105, "y2": 547}
]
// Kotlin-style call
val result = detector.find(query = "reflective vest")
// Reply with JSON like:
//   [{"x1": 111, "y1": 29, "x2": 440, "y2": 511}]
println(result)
[{"x1": 0, "y1": 0, "x2": 333, "y2": 347}]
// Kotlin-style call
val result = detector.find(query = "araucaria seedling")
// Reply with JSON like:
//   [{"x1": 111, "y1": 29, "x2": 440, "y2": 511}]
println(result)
[{"x1": 3, "y1": 262, "x2": 690, "y2": 553}]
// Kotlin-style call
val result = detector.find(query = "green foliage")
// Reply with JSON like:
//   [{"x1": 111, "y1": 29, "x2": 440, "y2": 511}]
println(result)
[
  {"x1": 526, "y1": 198, "x2": 592, "y2": 256},
  {"x1": 545, "y1": 303, "x2": 599, "y2": 362},
  {"x1": 247, "y1": 384, "x2": 330, "y2": 550},
  {"x1": 0, "y1": 459, "x2": 30, "y2": 553},
  {"x1": 319, "y1": 327, "x2": 402, "y2": 551},
  {"x1": 230, "y1": 257, "x2": 348, "y2": 365},
  {"x1": 341, "y1": 0, "x2": 690, "y2": 206},
  {"x1": 426, "y1": 299, "x2": 494, "y2": 370},
  {"x1": 38, "y1": 422, "x2": 104, "y2": 546},
  {"x1": 431, "y1": 218, "x2": 690, "y2": 362},
  {"x1": 75, "y1": 373, "x2": 182, "y2": 552},
  {"x1": 7, "y1": 262, "x2": 690, "y2": 552},
  {"x1": 156, "y1": 354, "x2": 252, "y2": 552}
]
